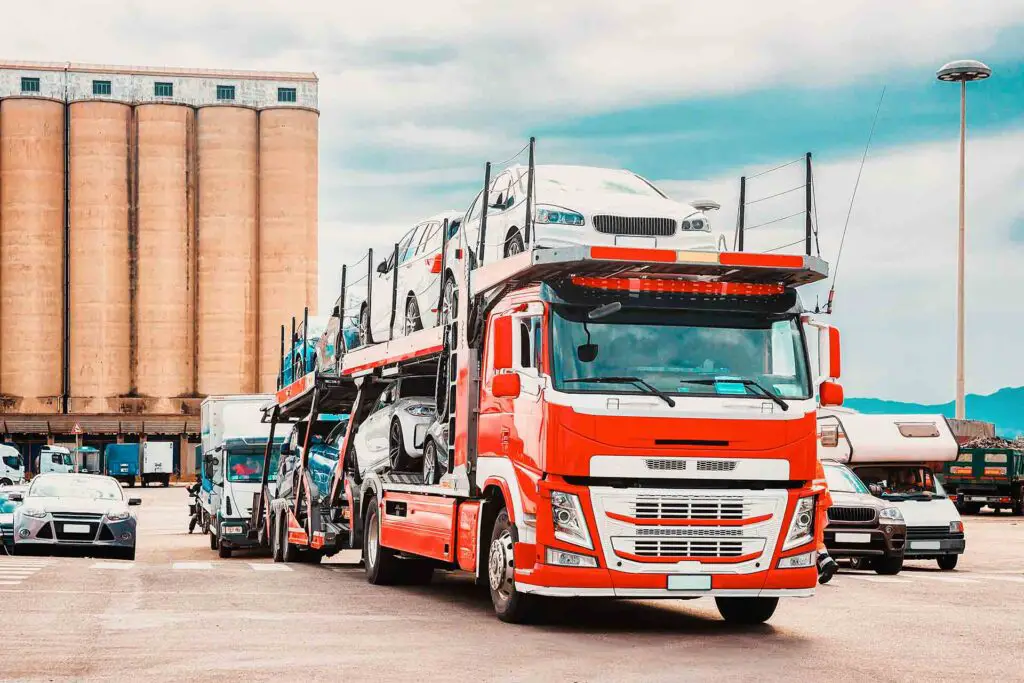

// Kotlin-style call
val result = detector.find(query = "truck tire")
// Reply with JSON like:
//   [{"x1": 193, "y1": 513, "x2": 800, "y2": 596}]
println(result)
[
  {"x1": 487, "y1": 508, "x2": 538, "y2": 623},
  {"x1": 964, "y1": 503, "x2": 982, "y2": 515},
  {"x1": 873, "y1": 556, "x2": 904, "y2": 575},
  {"x1": 218, "y1": 539, "x2": 232, "y2": 559},
  {"x1": 271, "y1": 511, "x2": 283, "y2": 563},
  {"x1": 1015, "y1": 490, "x2": 1024, "y2": 517},
  {"x1": 715, "y1": 597, "x2": 779, "y2": 625},
  {"x1": 282, "y1": 516, "x2": 297, "y2": 564},
  {"x1": 0, "y1": 478, "x2": 12, "y2": 487},
  {"x1": 363, "y1": 496, "x2": 402, "y2": 585},
  {"x1": 209, "y1": 525, "x2": 218, "y2": 551},
  {"x1": 937, "y1": 555, "x2": 959, "y2": 570},
  {"x1": 163, "y1": 475, "x2": 170, "y2": 488}
]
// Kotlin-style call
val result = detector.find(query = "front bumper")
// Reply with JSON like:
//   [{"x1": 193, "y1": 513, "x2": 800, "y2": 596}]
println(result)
[
  {"x1": 15, "y1": 515, "x2": 135, "y2": 549},
  {"x1": 824, "y1": 525, "x2": 905, "y2": 559},
  {"x1": 218, "y1": 518, "x2": 259, "y2": 548},
  {"x1": 903, "y1": 534, "x2": 965, "y2": 558}
]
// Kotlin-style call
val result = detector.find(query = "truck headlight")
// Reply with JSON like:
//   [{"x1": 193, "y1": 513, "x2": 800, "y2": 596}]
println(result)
[
  {"x1": 777, "y1": 551, "x2": 815, "y2": 569},
  {"x1": 550, "y1": 491, "x2": 593, "y2": 550},
  {"x1": 950, "y1": 521, "x2": 963, "y2": 534},
  {"x1": 21, "y1": 507, "x2": 47, "y2": 519},
  {"x1": 545, "y1": 547, "x2": 598, "y2": 568},
  {"x1": 782, "y1": 496, "x2": 815, "y2": 551},
  {"x1": 105, "y1": 511, "x2": 130, "y2": 522},
  {"x1": 879, "y1": 507, "x2": 904, "y2": 521},
  {"x1": 536, "y1": 205, "x2": 584, "y2": 226}
]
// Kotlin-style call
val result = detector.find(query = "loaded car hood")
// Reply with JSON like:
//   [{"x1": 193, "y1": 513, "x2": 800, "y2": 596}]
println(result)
[
  {"x1": 20, "y1": 496, "x2": 129, "y2": 516},
  {"x1": 537, "y1": 189, "x2": 703, "y2": 221}
]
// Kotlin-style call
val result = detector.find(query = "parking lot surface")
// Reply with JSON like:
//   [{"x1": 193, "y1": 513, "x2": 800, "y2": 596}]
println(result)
[{"x1": 0, "y1": 486, "x2": 1021, "y2": 682}]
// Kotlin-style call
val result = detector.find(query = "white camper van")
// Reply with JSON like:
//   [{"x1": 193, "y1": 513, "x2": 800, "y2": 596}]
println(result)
[{"x1": 817, "y1": 409, "x2": 965, "y2": 569}]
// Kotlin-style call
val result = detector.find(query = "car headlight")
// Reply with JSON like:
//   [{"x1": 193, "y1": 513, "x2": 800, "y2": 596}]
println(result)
[
  {"x1": 550, "y1": 491, "x2": 593, "y2": 549},
  {"x1": 879, "y1": 507, "x2": 904, "y2": 521},
  {"x1": 535, "y1": 205, "x2": 584, "y2": 226},
  {"x1": 406, "y1": 405, "x2": 435, "y2": 418},
  {"x1": 950, "y1": 520, "x2": 964, "y2": 534},
  {"x1": 106, "y1": 511, "x2": 130, "y2": 522},
  {"x1": 21, "y1": 507, "x2": 47, "y2": 519},
  {"x1": 782, "y1": 496, "x2": 815, "y2": 551},
  {"x1": 681, "y1": 218, "x2": 708, "y2": 231}
]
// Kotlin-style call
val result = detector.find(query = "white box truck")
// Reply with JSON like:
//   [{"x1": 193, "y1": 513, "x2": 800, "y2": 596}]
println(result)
[
  {"x1": 142, "y1": 442, "x2": 174, "y2": 487},
  {"x1": 200, "y1": 395, "x2": 281, "y2": 558}
]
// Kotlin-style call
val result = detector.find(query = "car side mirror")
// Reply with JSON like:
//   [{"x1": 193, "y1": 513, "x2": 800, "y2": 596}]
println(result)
[
  {"x1": 492, "y1": 373, "x2": 521, "y2": 399},
  {"x1": 7, "y1": 492, "x2": 23, "y2": 502},
  {"x1": 128, "y1": 497, "x2": 142, "y2": 506},
  {"x1": 868, "y1": 483, "x2": 882, "y2": 497},
  {"x1": 377, "y1": 260, "x2": 389, "y2": 274}
]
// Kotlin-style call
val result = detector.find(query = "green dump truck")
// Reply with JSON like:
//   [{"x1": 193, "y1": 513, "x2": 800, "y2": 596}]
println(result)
[{"x1": 944, "y1": 443, "x2": 1024, "y2": 515}]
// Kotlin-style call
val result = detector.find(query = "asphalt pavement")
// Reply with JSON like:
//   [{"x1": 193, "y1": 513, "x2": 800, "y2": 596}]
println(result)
[{"x1": 1, "y1": 486, "x2": 1022, "y2": 682}]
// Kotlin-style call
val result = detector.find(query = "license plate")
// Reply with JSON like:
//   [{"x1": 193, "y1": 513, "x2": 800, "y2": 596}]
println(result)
[
  {"x1": 64, "y1": 524, "x2": 90, "y2": 534},
  {"x1": 614, "y1": 236, "x2": 657, "y2": 249},
  {"x1": 967, "y1": 496, "x2": 989, "y2": 502},
  {"x1": 120, "y1": 465, "x2": 128, "y2": 471},
  {"x1": 667, "y1": 575, "x2": 711, "y2": 591},
  {"x1": 222, "y1": 526, "x2": 243, "y2": 535},
  {"x1": 835, "y1": 532, "x2": 871, "y2": 544},
  {"x1": 911, "y1": 540, "x2": 941, "y2": 550}
]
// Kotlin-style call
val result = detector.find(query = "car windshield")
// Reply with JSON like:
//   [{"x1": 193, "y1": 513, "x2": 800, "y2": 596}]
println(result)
[
  {"x1": 29, "y1": 476, "x2": 123, "y2": 501},
  {"x1": 855, "y1": 466, "x2": 946, "y2": 499},
  {"x1": 530, "y1": 166, "x2": 666, "y2": 199},
  {"x1": 824, "y1": 465, "x2": 870, "y2": 494},
  {"x1": 550, "y1": 306, "x2": 811, "y2": 399},
  {"x1": 399, "y1": 376, "x2": 436, "y2": 399},
  {"x1": 226, "y1": 449, "x2": 280, "y2": 483},
  {"x1": 3, "y1": 455, "x2": 21, "y2": 469}
]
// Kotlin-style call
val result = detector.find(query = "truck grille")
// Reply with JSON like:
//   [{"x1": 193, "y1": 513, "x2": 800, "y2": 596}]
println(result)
[
  {"x1": 593, "y1": 216, "x2": 676, "y2": 237},
  {"x1": 633, "y1": 495, "x2": 745, "y2": 520},
  {"x1": 644, "y1": 459, "x2": 686, "y2": 471},
  {"x1": 632, "y1": 538, "x2": 745, "y2": 558},
  {"x1": 636, "y1": 527, "x2": 743, "y2": 537},
  {"x1": 907, "y1": 526, "x2": 961, "y2": 540},
  {"x1": 827, "y1": 507, "x2": 875, "y2": 523},
  {"x1": 696, "y1": 460, "x2": 737, "y2": 472}
]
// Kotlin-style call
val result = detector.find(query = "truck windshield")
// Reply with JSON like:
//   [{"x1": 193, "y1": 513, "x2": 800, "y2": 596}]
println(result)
[
  {"x1": 226, "y1": 449, "x2": 281, "y2": 483},
  {"x1": 3, "y1": 455, "x2": 20, "y2": 470},
  {"x1": 550, "y1": 306, "x2": 811, "y2": 400}
]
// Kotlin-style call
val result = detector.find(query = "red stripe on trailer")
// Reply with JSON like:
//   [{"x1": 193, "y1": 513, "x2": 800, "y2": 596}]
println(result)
[
  {"x1": 343, "y1": 344, "x2": 445, "y2": 376},
  {"x1": 590, "y1": 246, "x2": 677, "y2": 263},
  {"x1": 719, "y1": 252, "x2": 804, "y2": 268},
  {"x1": 276, "y1": 372, "x2": 314, "y2": 404},
  {"x1": 379, "y1": 492, "x2": 457, "y2": 562}
]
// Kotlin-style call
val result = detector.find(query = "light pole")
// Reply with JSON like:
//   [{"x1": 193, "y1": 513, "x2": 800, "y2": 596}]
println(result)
[{"x1": 936, "y1": 59, "x2": 991, "y2": 420}]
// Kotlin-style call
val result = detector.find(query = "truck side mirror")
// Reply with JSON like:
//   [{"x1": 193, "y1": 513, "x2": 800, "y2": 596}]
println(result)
[
  {"x1": 491, "y1": 316, "x2": 513, "y2": 370},
  {"x1": 820, "y1": 381, "x2": 844, "y2": 407},
  {"x1": 377, "y1": 260, "x2": 389, "y2": 274},
  {"x1": 492, "y1": 373, "x2": 521, "y2": 399}
]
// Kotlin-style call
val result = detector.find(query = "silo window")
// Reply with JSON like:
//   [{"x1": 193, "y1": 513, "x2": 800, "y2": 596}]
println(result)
[
  {"x1": 278, "y1": 87, "x2": 297, "y2": 103},
  {"x1": 21, "y1": 77, "x2": 40, "y2": 93},
  {"x1": 217, "y1": 85, "x2": 236, "y2": 101},
  {"x1": 155, "y1": 82, "x2": 173, "y2": 97},
  {"x1": 93, "y1": 80, "x2": 112, "y2": 96}
]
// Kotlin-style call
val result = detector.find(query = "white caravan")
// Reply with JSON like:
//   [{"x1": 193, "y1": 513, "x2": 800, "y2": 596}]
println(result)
[{"x1": 817, "y1": 408, "x2": 965, "y2": 570}]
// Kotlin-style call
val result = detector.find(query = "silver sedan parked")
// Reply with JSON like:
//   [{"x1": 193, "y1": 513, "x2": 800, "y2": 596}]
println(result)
[{"x1": 10, "y1": 473, "x2": 140, "y2": 560}]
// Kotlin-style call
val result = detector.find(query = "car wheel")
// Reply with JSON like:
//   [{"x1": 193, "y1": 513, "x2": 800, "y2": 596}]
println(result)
[
  {"x1": 848, "y1": 556, "x2": 866, "y2": 571},
  {"x1": 488, "y1": 508, "x2": 538, "y2": 623},
  {"x1": 937, "y1": 554, "x2": 959, "y2": 570},
  {"x1": 504, "y1": 230, "x2": 525, "y2": 258},
  {"x1": 715, "y1": 597, "x2": 779, "y2": 625},
  {"x1": 873, "y1": 556, "x2": 904, "y2": 575},
  {"x1": 359, "y1": 305, "x2": 373, "y2": 346},
  {"x1": 118, "y1": 545, "x2": 136, "y2": 562},
  {"x1": 388, "y1": 420, "x2": 411, "y2": 472},
  {"x1": 440, "y1": 276, "x2": 457, "y2": 326},
  {"x1": 422, "y1": 440, "x2": 439, "y2": 485},
  {"x1": 405, "y1": 297, "x2": 423, "y2": 335}
]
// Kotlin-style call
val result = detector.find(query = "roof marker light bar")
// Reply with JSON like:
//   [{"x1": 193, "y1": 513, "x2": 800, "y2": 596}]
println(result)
[{"x1": 570, "y1": 276, "x2": 785, "y2": 296}]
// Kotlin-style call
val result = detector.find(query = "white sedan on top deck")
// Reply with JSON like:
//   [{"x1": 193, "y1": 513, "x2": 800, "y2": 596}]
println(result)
[{"x1": 461, "y1": 164, "x2": 722, "y2": 263}]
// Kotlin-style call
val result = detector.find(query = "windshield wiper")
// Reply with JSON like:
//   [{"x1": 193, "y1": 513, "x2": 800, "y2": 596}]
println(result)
[
  {"x1": 679, "y1": 377, "x2": 789, "y2": 411},
  {"x1": 563, "y1": 376, "x2": 676, "y2": 407}
]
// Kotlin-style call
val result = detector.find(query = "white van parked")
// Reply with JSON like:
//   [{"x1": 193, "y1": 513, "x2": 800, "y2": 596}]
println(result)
[
  {"x1": 0, "y1": 445, "x2": 25, "y2": 485},
  {"x1": 818, "y1": 408, "x2": 965, "y2": 570}
]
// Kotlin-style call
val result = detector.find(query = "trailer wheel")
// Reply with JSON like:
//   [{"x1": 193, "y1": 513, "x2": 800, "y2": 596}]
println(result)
[
  {"x1": 282, "y1": 515, "x2": 297, "y2": 564},
  {"x1": 937, "y1": 555, "x2": 958, "y2": 570},
  {"x1": 163, "y1": 475, "x2": 170, "y2": 488},
  {"x1": 271, "y1": 511, "x2": 283, "y2": 562},
  {"x1": 209, "y1": 525, "x2": 218, "y2": 551},
  {"x1": 715, "y1": 597, "x2": 779, "y2": 625},
  {"x1": 488, "y1": 508, "x2": 537, "y2": 623},
  {"x1": 363, "y1": 496, "x2": 401, "y2": 585}
]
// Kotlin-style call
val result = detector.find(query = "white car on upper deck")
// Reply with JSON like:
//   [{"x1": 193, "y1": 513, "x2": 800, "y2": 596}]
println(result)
[{"x1": 461, "y1": 164, "x2": 721, "y2": 263}]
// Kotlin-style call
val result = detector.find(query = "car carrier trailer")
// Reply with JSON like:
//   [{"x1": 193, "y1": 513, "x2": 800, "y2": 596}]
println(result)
[{"x1": 249, "y1": 238, "x2": 841, "y2": 624}]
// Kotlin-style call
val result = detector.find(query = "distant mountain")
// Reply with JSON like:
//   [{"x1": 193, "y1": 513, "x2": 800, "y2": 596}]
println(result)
[{"x1": 845, "y1": 386, "x2": 1024, "y2": 438}]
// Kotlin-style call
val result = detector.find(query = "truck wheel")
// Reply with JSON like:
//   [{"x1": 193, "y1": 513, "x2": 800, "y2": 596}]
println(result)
[
  {"x1": 281, "y1": 515, "x2": 296, "y2": 563},
  {"x1": 163, "y1": 476, "x2": 170, "y2": 488},
  {"x1": 209, "y1": 526, "x2": 218, "y2": 551},
  {"x1": 937, "y1": 555, "x2": 959, "y2": 570},
  {"x1": 873, "y1": 556, "x2": 904, "y2": 575},
  {"x1": 1015, "y1": 490, "x2": 1024, "y2": 516},
  {"x1": 0, "y1": 478, "x2": 11, "y2": 487},
  {"x1": 363, "y1": 497, "x2": 401, "y2": 585},
  {"x1": 488, "y1": 508, "x2": 537, "y2": 623},
  {"x1": 271, "y1": 512, "x2": 283, "y2": 562},
  {"x1": 128, "y1": 480, "x2": 135, "y2": 488},
  {"x1": 218, "y1": 540, "x2": 232, "y2": 559},
  {"x1": 715, "y1": 597, "x2": 779, "y2": 625},
  {"x1": 964, "y1": 503, "x2": 982, "y2": 515}
]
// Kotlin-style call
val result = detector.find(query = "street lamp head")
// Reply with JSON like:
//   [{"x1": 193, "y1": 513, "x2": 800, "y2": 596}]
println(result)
[{"x1": 937, "y1": 59, "x2": 992, "y2": 82}]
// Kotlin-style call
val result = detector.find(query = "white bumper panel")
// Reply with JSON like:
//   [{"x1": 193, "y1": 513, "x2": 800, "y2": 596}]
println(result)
[
  {"x1": 590, "y1": 455, "x2": 791, "y2": 480},
  {"x1": 516, "y1": 583, "x2": 814, "y2": 599}
]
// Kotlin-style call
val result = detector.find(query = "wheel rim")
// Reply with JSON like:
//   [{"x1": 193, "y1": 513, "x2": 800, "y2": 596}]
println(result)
[
  {"x1": 360, "y1": 308, "x2": 370, "y2": 344},
  {"x1": 389, "y1": 423, "x2": 402, "y2": 469},
  {"x1": 366, "y1": 511, "x2": 379, "y2": 570},
  {"x1": 505, "y1": 235, "x2": 523, "y2": 256},
  {"x1": 441, "y1": 281, "x2": 456, "y2": 325},
  {"x1": 424, "y1": 443, "x2": 435, "y2": 483},
  {"x1": 405, "y1": 300, "x2": 418, "y2": 335},
  {"x1": 488, "y1": 528, "x2": 515, "y2": 602}
]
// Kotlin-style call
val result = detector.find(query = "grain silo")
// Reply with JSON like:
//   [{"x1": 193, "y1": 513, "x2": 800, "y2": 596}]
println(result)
[
  {"x1": 196, "y1": 105, "x2": 258, "y2": 396},
  {"x1": 135, "y1": 103, "x2": 196, "y2": 410},
  {"x1": 68, "y1": 101, "x2": 132, "y2": 413},
  {"x1": 258, "y1": 107, "x2": 318, "y2": 391},
  {"x1": 0, "y1": 98, "x2": 64, "y2": 413}
]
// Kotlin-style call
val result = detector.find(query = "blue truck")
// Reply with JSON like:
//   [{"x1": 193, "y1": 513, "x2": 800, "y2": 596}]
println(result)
[{"x1": 105, "y1": 444, "x2": 140, "y2": 487}]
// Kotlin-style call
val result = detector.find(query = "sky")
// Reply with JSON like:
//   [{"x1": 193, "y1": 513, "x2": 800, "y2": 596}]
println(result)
[{"x1": 5, "y1": 0, "x2": 1024, "y2": 403}]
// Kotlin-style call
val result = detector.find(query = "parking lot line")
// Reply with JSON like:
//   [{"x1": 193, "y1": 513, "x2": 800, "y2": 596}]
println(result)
[
  {"x1": 172, "y1": 561, "x2": 214, "y2": 570},
  {"x1": 969, "y1": 573, "x2": 1024, "y2": 583},
  {"x1": 248, "y1": 563, "x2": 293, "y2": 572},
  {"x1": 914, "y1": 574, "x2": 979, "y2": 584},
  {"x1": 90, "y1": 562, "x2": 135, "y2": 570}
]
